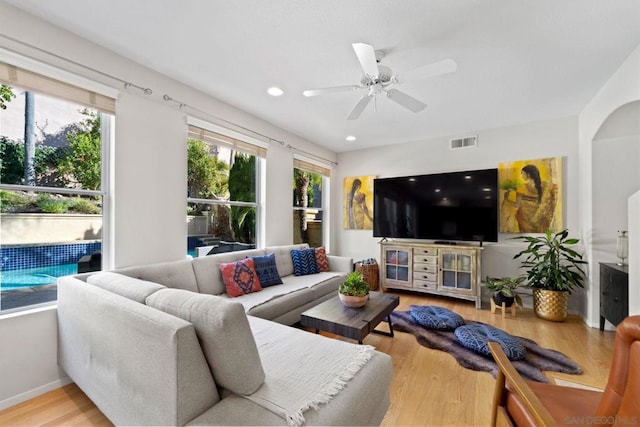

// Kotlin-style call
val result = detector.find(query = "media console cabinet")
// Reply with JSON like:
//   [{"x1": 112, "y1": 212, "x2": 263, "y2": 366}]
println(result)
[{"x1": 380, "y1": 241, "x2": 483, "y2": 308}]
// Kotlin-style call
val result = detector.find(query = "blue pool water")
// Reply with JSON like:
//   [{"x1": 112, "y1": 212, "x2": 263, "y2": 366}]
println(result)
[{"x1": 1, "y1": 263, "x2": 78, "y2": 290}]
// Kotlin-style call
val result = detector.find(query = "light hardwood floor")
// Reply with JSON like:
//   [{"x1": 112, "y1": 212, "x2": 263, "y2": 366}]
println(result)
[{"x1": 0, "y1": 291, "x2": 616, "y2": 426}]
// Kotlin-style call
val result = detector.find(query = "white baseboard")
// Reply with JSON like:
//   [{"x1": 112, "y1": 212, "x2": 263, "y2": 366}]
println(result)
[{"x1": 0, "y1": 376, "x2": 72, "y2": 411}]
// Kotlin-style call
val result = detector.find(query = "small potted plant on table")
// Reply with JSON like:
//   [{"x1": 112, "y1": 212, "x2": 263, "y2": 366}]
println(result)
[{"x1": 339, "y1": 271, "x2": 370, "y2": 308}]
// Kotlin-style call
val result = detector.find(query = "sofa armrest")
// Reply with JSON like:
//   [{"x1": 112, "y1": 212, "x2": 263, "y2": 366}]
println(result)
[{"x1": 327, "y1": 255, "x2": 353, "y2": 273}]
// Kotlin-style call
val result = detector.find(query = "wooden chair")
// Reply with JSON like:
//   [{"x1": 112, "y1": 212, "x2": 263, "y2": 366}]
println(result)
[{"x1": 488, "y1": 315, "x2": 640, "y2": 426}]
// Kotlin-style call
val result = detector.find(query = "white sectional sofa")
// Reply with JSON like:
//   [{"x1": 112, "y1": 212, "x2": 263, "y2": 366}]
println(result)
[{"x1": 57, "y1": 244, "x2": 393, "y2": 426}]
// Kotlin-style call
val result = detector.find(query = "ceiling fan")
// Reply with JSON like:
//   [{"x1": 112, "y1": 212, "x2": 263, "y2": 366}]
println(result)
[{"x1": 302, "y1": 42, "x2": 457, "y2": 120}]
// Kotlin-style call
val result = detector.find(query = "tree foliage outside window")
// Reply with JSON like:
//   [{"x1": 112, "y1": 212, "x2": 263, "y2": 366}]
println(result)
[
  {"x1": 229, "y1": 153, "x2": 256, "y2": 243},
  {"x1": 187, "y1": 138, "x2": 229, "y2": 200},
  {"x1": 58, "y1": 109, "x2": 101, "y2": 190},
  {"x1": 0, "y1": 84, "x2": 15, "y2": 109}
]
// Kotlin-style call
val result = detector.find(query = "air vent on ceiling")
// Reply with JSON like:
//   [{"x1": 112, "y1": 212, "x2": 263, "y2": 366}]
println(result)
[{"x1": 450, "y1": 135, "x2": 478, "y2": 149}]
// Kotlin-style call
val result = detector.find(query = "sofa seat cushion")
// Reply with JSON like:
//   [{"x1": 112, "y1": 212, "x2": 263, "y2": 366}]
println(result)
[
  {"x1": 146, "y1": 289, "x2": 265, "y2": 395},
  {"x1": 454, "y1": 323, "x2": 527, "y2": 361},
  {"x1": 409, "y1": 305, "x2": 465, "y2": 330},
  {"x1": 308, "y1": 272, "x2": 347, "y2": 300},
  {"x1": 246, "y1": 316, "x2": 385, "y2": 426},
  {"x1": 87, "y1": 272, "x2": 165, "y2": 303}
]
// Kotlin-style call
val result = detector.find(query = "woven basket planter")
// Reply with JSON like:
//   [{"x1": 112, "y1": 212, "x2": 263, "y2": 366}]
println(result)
[
  {"x1": 355, "y1": 262, "x2": 380, "y2": 291},
  {"x1": 533, "y1": 289, "x2": 569, "y2": 322}
]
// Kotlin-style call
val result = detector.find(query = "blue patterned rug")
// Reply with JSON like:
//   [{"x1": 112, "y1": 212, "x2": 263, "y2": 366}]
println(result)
[{"x1": 391, "y1": 308, "x2": 583, "y2": 383}]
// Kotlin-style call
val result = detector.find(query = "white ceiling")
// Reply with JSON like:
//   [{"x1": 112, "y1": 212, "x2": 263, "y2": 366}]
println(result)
[{"x1": 6, "y1": 0, "x2": 640, "y2": 153}]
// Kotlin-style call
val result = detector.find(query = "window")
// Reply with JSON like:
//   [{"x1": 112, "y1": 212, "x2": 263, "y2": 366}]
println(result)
[
  {"x1": 0, "y1": 61, "x2": 114, "y2": 313},
  {"x1": 186, "y1": 123, "x2": 265, "y2": 257},
  {"x1": 292, "y1": 158, "x2": 330, "y2": 248}
]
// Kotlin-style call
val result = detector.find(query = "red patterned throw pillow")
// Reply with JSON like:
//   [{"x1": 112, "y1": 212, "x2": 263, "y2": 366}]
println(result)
[
  {"x1": 315, "y1": 246, "x2": 330, "y2": 272},
  {"x1": 219, "y1": 258, "x2": 262, "y2": 297}
]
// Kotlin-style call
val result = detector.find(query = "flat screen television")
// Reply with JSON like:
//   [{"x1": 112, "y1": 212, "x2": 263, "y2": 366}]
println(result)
[{"x1": 373, "y1": 168, "x2": 498, "y2": 243}]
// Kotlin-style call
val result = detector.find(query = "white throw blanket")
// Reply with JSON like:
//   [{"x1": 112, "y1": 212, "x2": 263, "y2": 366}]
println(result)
[{"x1": 247, "y1": 317, "x2": 376, "y2": 426}]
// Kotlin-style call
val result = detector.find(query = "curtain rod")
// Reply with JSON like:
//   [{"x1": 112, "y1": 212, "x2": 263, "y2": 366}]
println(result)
[
  {"x1": 0, "y1": 33, "x2": 152, "y2": 95},
  {"x1": 1, "y1": 33, "x2": 338, "y2": 166},
  {"x1": 287, "y1": 144, "x2": 338, "y2": 166},
  {"x1": 163, "y1": 94, "x2": 285, "y2": 146}
]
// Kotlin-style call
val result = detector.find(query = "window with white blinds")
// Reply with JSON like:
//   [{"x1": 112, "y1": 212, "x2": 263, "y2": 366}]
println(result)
[
  {"x1": 186, "y1": 124, "x2": 262, "y2": 256},
  {"x1": 293, "y1": 157, "x2": 331, "y2": 177},
  {"x1": 0, "y1": 61, "x2": 115, "y2": 114},
  {"x1": 187, "y1": 125, "x2": 266, "y2": 158}
]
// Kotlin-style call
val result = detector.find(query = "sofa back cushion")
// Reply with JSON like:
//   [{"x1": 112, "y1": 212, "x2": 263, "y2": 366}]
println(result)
[
  {"x1": 115, "y1": 259, "x2": 200, "y2": 293},
  {"x1": 192, "y1": 248, "x2": 266, "y2": 295},
  {"x1": 146, "y1": 288, "x2": 265, "y2": 395},
  {"x1": 87, "y1": 272, "x2": 166, "y2": 303},
  {"x1": 265, "y1": 244, "x2": 309, "y2": 277}
]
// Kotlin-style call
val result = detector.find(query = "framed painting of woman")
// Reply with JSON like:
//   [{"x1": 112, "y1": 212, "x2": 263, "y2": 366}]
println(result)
[
  {"x1": 344, "y1": 175, "x2": 375, "y2": 230},
  {"x1": 499, "y1": 157, "x2": 563, "y2": 233}
]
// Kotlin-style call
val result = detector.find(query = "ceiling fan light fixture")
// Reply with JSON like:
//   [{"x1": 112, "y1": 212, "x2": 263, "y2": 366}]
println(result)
[{"x1": 267, "y1": 86, "x2": 284, "y2": 97}]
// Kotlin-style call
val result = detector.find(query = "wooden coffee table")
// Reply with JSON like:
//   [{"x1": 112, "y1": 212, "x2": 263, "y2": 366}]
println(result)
[{"x1": 300, "y1": 291, "x2": 400, "y2": 344}]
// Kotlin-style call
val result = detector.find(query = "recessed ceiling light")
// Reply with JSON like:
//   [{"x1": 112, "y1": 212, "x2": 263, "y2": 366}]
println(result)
[
  {"x1": 267, "y1": 87, "x2": 284, "y2": 96},
  {"x1": 465, "y1": 175, "x2": 472, "y2": 180},
  {"x1": 345, "y1": 135, "x2": 356, "y2": 141},
  {"x1": 435, "y1": 188, "x2": 441, "y2": 192},
  {"x1": 482, "y1": 187, "x2": 492, "y2": 192},
  {"x1": 408, "y1": 178, "x2": 416, "y2": 182}
]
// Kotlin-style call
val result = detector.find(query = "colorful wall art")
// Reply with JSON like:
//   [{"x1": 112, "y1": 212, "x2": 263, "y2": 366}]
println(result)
[
  {"x1": 498, "y1": 157, "x2": 563, "y2": 233},
  {"x1": 344, "y1": 175, "x2": 376, "y2": 230}
]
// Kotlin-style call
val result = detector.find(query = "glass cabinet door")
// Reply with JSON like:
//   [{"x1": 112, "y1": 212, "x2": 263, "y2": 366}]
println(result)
[
  {"x1": 383, "y1": 247, "x2": 411, "y2": 287},
  {"x1": 440, "y1": 251, "x2": 473, "y2": 293}
]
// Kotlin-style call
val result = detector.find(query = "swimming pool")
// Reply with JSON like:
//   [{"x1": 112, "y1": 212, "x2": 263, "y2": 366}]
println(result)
[{"x1": 1, "y1": 263, "x2": 78, "y2": 290}]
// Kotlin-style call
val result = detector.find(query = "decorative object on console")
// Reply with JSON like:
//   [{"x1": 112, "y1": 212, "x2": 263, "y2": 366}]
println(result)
[
  {"x1": 499, "y1": 156, "x2": 563, "y2": 233},
  {"x1": 344, "y1": 175, "x2": 375, "y2": 230},
  {"x1": 338, "y1": 271, "x2": 370, "y2": 307},
  {"x1": 219, "y1": 258, "x2": 263, "y2": 297},
  {"x1": 512, "y1": 229, "x2": 587, "y2": 321},
  {"x1": 290, "y1": 248, "x2": 320, "y2": 276},
  {"x1": 391, "y1": 307, "x2": 582, "y2": 382},
  {"x1": 616, "y1": 230, "x2": 629, "y2": 266}
]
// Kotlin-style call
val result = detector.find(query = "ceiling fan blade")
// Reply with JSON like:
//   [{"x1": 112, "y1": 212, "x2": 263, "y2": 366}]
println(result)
[
  {"x1": 385, "y1": 89, "x2": 426, "y2": 113},
  {"x1": 346, "y1": 95, "x2": 372, "y2": 120},
  {"x1": 302, "y1": 85, "x2": 360, "y2": 97},
  {"x1": 352, "y1": 42, "x2": 379, "y2": 79},
  {"x1": 397, "y1": 58, "x2": 457, "y2": 83}
]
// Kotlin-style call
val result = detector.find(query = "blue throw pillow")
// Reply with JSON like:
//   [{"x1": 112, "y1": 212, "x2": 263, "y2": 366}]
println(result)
[
  {"x1": 290, "y1": 248, "x2": 319, "y2": 276},
  {"x1": 250, "y1": 253, "x2": 283, "y2": 287},
  {"x1": 409, "y1": 305, "x2": 465, "y2": 330},
  {"x1": 454, "y1": 323, "x2": 527, "y2": 361}
]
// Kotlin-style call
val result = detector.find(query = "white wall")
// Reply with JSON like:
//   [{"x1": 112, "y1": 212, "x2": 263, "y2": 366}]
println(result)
[
  {"x1": 630, "y1": 191, "x2": 640, "y2": 316},
  {"x1": 0, "y1": 2, "x2": 335, "y2": 408},
  {"x1": 334, "y1": 116, "x2": 579, "y2": 307},
  {"x1": 578, "y1": 44, "x2": 640, "y2": 327}
]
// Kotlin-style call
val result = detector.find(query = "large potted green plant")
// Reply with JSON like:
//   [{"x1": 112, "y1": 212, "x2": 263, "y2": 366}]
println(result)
[
  {"x1": 512, "y1": 229, "x2": 587, "y2": 321},
  {"x1": 339, "y1": 271, "x2": 370, "y2": 308}
]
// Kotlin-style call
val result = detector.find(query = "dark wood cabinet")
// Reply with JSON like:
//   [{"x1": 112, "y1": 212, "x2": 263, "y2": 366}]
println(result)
[{"x1": 600, "y1": 263, "x2": 629, "y2": 331}]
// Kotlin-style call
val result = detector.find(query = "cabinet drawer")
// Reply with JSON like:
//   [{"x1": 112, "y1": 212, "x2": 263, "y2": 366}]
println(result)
[
  {"x1": 413, "y1": 262, "x2": 438, "y2": 273},
  {"x1": 413, "y1": 271, "x2": 437, "y2": 282},
  {"x1": 413, "y1": 279, "x2": 436, "y2": 291},
  {"x1": 414, "y1": 247, "x2": 437, "y2": 257},
  {"x1": 414, "y1": 255, "x2": 438, "y2": 265}
]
